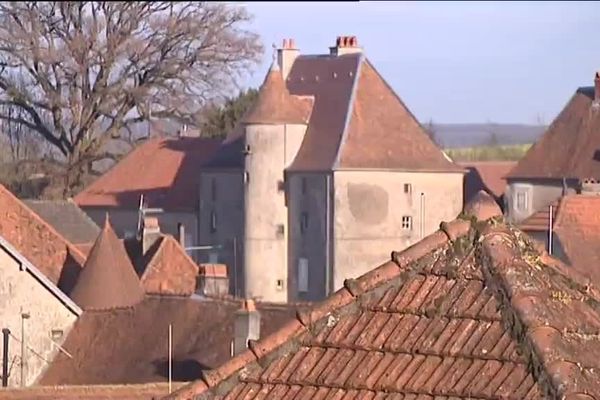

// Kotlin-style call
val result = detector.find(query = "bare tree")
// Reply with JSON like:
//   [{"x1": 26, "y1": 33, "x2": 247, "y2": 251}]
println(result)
[{"x1": 0, "y1": 2, "x2": 262, "y2": 195}]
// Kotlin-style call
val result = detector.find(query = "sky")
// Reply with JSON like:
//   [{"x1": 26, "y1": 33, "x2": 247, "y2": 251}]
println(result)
[{"x1": 240, "y1": 1, "x2": 600, "y2": 125}]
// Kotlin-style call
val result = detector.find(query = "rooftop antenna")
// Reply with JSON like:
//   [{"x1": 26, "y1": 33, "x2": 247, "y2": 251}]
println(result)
[
  {"x1": 548, "y1": 204, "x2": 554, "y2": 255},
  {"x1": 136, "y1": 194, "x2": 145, "y2": 237},
  {"x1": 168, "y1": 324, "x2": 173, "y2": 394}
]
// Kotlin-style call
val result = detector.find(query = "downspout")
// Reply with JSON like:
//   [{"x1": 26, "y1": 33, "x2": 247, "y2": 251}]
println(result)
[
  {"x1": 325, "y1": 173, "x2": 331, "y2": 296},
  {"x1": 20, "y1": 312, "x2": 29, "y2": 387},
  {"x1": 548, "y1": 204, "x2": 554, "y2": 255},
  {"x1": 420, "y1": 192, "x2": 425, "y2": 239},
  {"x1": 2, "y1": 328, "x2": 9, "y2": 387}
]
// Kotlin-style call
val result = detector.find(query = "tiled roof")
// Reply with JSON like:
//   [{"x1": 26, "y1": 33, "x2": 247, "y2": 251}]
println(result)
[
  {"x1": 335, "y1": 60, "x2": 463, "y2": 172},
  {"x1": 38, "y1": 297, "x2": 302, "y2": 386},
  {"x1": 507, "y1": 85, "x2": 600, "y2": 179},
  {"x1": 169, "y1": 192, "x2": 600, "y2": 400},
  {"x1": 519, "y1": 198, "x2": 561, "y2": 232},
  {"x1": 242, "y1": 62, "x2": 313, "y2": 125},
  {"x1": 0, "y1": 184, "x2": 86, "y2": 292},
  {"x1": 75, "y1": 137, "x2": 221, "y2": 211},
  {"x1": 70, "y1": 218, "x2": 144, "y2": 310},
  {"x1": 0, "y1": 382, "x2": 184, "y2": 400},
  {"x1": 206, "y1": 49, "x2": 462, "y2": 173},
  {"x1": 23, "y1": 199, "x2": 100, "y2": 244},
  {"x1": 459, "y1": 161, "x2": 515, "y2": 204},
  {"x1": 139, "y1": 235, "x2": 199, "y2": 297},
  {"x1": 553, "y1": 194, "x2": 600, "y2": 284}
]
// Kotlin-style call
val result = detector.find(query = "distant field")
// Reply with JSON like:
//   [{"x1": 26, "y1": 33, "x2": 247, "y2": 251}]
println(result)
[{"x1": 444, "y1": 143, "x2": 532, "y2": 162}]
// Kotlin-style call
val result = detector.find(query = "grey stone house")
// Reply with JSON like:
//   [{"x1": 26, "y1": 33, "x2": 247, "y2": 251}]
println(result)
[
  {"x1": 505, "y1": 71, "x2": 600, "y2": 223},
  {"x1": 199, "y1": 36, "x2": 465, "y2": 303}
]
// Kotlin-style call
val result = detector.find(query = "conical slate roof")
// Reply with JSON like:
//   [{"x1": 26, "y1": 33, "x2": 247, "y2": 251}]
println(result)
[
  {"x1": 70, "y1": 216, "x2": 144, "y2": 310},
  {"x1": 242, "y1": 61, "x2": 312, "y2": 125}
]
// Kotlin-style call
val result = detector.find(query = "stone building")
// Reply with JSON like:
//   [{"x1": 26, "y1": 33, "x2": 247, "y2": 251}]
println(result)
[
  {"x1": 505, "y1": 71, "x2": 600, "y2": 223},
  {"x1": 200, "y1": 36, "x2": 464, "y2": 303}
]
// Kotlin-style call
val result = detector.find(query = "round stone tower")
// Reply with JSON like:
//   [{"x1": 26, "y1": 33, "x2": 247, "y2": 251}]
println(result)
[{"x1": 241, "y1": 57, "x2": 311, "y2": 303}]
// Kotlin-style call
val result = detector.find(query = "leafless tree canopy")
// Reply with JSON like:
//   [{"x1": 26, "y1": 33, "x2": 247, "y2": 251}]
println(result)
[{"x1": 0, "y1": 1, "x2": 262, "y2": 194}]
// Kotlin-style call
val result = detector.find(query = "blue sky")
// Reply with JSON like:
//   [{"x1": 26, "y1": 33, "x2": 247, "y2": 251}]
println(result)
[{"x1": 240, "y1": 1, "x2": 600, "y2": 124}]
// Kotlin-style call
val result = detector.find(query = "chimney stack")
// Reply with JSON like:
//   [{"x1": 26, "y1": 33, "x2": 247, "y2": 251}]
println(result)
[
  {"x1": 595, "y1": 71, "x2": 600, "y2": 103},
  {"x1": 277, "y1": 38, "x2": 300, "y2": 81},
  {"x1": 330, "y1": 36, "x2": 362, "y2": 56},
  {"x1": 197, "y1": 264, "x2": 229, "y2": 297},
  {"x1": 142, "y1": 216, "x2": 161, "y2": 254},
  {"x1": 233, "y1": 299, "x2": 260, "y2": 356},
  {"x1": 580, "y1": 178, "x2": 600, "y2": 195}
]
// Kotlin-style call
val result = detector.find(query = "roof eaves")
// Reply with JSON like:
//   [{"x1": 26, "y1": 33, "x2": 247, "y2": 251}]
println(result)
[
  {"x1": 0, "y1": 234, "x2": 82, "y2": 316},
  {"x1": 331, "y1": 53, "x2": 364, "y2": 170}
]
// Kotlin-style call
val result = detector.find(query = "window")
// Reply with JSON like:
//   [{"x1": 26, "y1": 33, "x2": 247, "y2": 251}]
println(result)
[
  {"x1": 276, "y1": 224, "x2": 285, "y2": 236},
  {"x1": 516, "y1": 191, "x2": 528, "y2": 211},
  {"x1": 244, "y1": 171, "x2": 250, "y2": 185},
  {"x1": 51, "y1": 329, "x2": 63, "y2": 341},
  {"x1": 300, "y1": 212, "x2": 309, "y2": 234},
  {"x1": 277, "y1": 180, "x2": 286, "y2": 192},
  {"x1": 404, "y1": 183, "x2": 412, "y2": 194},
  {"x1": 210, "y1": 210, "x2": 217, "y2": 233},
  {"x1": 276, "y1": 279, "x2": 284, "y2": 291},
  {"x1": 402, "y1": 216, "x2": 413, "y2": 230},
  {"x1": 211, "y1": 178, "x2": 217, "y2": 201},
  {"x1": 243, "y1": 144, "x2": 252, "y2": 155},
  {"x1": 302, "y1": 177, "x2": 307, "y2": 195},
  {"x1": 298, "y1": 258, "x2": 309, "y2": 293}
]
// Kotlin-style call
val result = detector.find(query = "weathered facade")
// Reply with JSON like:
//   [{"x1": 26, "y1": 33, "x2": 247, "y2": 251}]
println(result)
[
  {"x1": 201, "y1": 36, "x2": 464, "y2": 303},
  {"x1": 0, "y1": 236, "x2": 80, "y2": 387}
]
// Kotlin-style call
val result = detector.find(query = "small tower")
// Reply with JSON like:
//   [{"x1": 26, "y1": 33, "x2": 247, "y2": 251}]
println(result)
[
  {"x1": 70, "y1": 216, "x2": 144, "y2": 310},
  {"x1": 241, "y1": 49, "x2": 312, "y2": 302}
]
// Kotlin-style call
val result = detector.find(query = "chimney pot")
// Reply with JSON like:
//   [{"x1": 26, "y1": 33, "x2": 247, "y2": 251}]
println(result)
[
  {"x1": 595, "y1": 71, "x2": 600, "y2": 102},
  {"x1": 233, "y1": 298, "x2": 261, "y2": 356},
  {"x1": 282, "y1": 38, "x2": 288, "y2": 49},
  {"x1": 289, "y1": 38, "x2": 296, "y2": 49},
  {"x1": 278, "y1": 37, "x2": 300, "y2": 80}
]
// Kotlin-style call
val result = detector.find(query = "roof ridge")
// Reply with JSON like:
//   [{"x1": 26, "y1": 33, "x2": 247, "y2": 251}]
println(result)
[
  {"x1": 0, "y1": 185, "x2": 87, "y2": 263},
  {"x1": 141, "y1": 234, "x2": 198, "y2": 283},
  {"x1": 165, "y1": 218, "x2": 472, "y2": 399}
]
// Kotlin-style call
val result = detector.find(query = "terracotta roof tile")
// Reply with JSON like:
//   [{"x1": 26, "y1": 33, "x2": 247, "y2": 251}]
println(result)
[
  {"x1": 459, "y1": 161, "x2": 515, "y2": 204},
  {"x1": 553, "y1": 194, "x2": 600, "y2": 284},
  {"x1": 139, "y1": 235, "x2": 199, "y2": 296},
  {"x1": 519, "y1": 198, "x2": 561, "y2": 232},
  {"x1": 169, "y1": 194, "x2": 600, "y2": 400},
  {"x1": 508, "y1": 85, "x2": 600, "y2": 179},
  {"x1": 337, "y1": 60, "x2": 462, "y2": 172},
  {"x1": 0, "y1": 184, "x2": 86, "y2": 292},
  {"x1": 69, "y1": 217, "x2": 144, "y2": 310},
  {"x1": 75, "y1": 137, "x2": 221, "y2": 211},
  {"x1": 243, "y1": 62, "x2": 312, "y2": 125},
  {"x1": 39, "y1": 297, "x2": 301, "y2": 386}
]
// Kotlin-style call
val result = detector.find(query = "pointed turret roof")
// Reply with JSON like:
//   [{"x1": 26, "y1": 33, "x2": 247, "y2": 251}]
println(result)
[
  {"x1": 70, "y1": 216, "x2": 144, "y2": 310},
  {"x1": 242, "y1": 60, "x2": 312, "y2": 125}
]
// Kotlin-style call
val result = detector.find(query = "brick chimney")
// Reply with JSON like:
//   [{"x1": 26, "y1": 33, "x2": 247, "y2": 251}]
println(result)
[
  {"x1": 197, "y1": 264, "x2": 229, "y2": 297},
  {"x1": 233, "y1": 299, "x2": 260, "y2": 356},
  {"x1": 330, "y1": 36, "x2": 362, "y2": 56},
  {"x1": 142, "y1": 216, "x2": 161, "y2": 254},
  {"x1": 277, "y1": 38, "x2": 299, "y2": 80}
]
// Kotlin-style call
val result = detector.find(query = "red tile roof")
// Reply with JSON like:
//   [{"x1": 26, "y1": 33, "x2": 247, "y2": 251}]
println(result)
[
  {"x1": 243, "y1": 62, "x2": 312, "y2": 125},
  {"x1": 459, "y1": 161, "x2": 515, "y2": 203},
  {"x1": 519, "y1": 198, "x2": 561, "y2": 232},
  {"x1": 70, "y1": 218, "x2": 144, "y2": 310},
  {"x1": 75, "y1": 137, "x2": 221, "y2": 211},
  {"x1": 337, "y1": 60, "x2": 462, "y2": 172},
  {"x1": 39, "y1": 297, "x2": 303, "y2": 386},
  {"x1": 553, "y1": 194, "x2": 600, "y2": 283},
  {"x1": 139, "y1": 235, "x2": 199, "y2": 297},
  {"x1": 508, "y1": 85, "x2": 600, "y2": 179},
  {"x1": 168, "y1": 194, "x2": 600, "y2": 400},
  {"x1": 0, "y1": 184, "x2": 86, "y2": 292}
]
